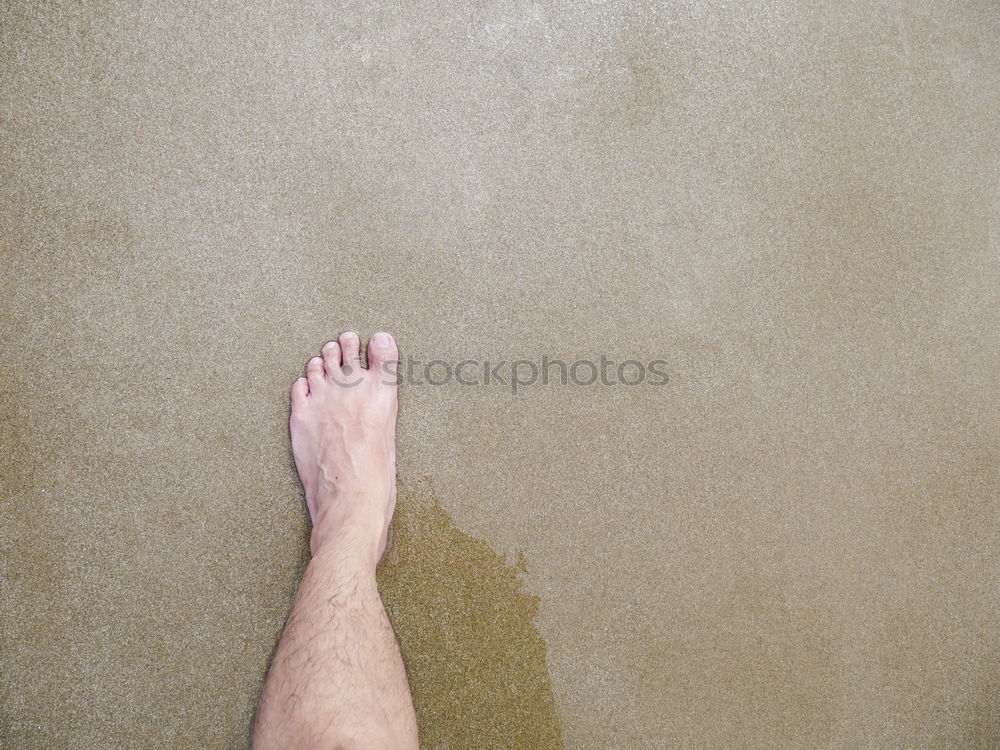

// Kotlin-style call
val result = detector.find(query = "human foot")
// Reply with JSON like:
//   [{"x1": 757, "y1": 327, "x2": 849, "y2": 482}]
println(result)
[{"x1": 289, "y1": 331, "x2": 399, "y2": 563}]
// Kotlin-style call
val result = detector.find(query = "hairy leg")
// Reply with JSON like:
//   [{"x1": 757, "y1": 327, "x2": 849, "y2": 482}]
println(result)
[{"x1": 251, "y1": 331, "x2": 417, "y2": 750}]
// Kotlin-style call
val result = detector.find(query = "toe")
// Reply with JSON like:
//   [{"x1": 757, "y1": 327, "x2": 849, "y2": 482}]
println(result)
[
  {"x1": 322, "y1": 340, "x2": 341, "y2": 377},
  {"x1": 367, "y1": 332, "x2": 399, "y2": 379},
  {"x1": 339, "y1": 331, "x2": 362, "y2": 371},
  {"x1": 306, "y1": 356, "x2": 325, "y2": 389},
  {"x1": 291, "y1": 376, "x2": 309, "y2": 403}
]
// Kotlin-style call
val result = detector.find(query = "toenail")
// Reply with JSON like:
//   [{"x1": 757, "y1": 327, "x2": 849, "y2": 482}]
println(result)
[
  {"x1": 371, "y1": 332, "x2": 391, "y2": 347},
  {"x1": 341, "y1": 331, "x2": 359, "y2": 340},
  {"x1": 322, "y1": 341, "x2": 338, "y2": 351}
]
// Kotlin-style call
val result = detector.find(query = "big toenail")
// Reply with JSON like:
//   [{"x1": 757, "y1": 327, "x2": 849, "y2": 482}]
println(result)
[{"x1": 371, "y1": 332, "x2": 390, "y2": 347}]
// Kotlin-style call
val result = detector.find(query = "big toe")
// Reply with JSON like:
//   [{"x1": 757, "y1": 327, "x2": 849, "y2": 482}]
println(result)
[{"x1": 367, "y1": 332, "x2": 399, "y2": 381}]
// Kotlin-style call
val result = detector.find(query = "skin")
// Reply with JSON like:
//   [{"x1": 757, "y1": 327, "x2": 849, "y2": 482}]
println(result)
[{"x1": 251, "y1": 331, "x2": 419, "y2": 750}]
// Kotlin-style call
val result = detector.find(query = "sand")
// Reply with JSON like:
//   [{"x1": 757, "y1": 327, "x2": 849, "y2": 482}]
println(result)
[{"x1": 2, "y1": 1, "x2": 998, "y2": 747}]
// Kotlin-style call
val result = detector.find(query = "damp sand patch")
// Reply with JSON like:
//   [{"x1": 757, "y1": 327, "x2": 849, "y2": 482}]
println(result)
[{"x1": 377, "y1": 478, "x2": 563, "y2": 749}]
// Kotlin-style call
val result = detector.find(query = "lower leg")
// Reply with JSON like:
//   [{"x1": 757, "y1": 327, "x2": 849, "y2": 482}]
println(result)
[{"x1": 251, "y1": 331, "x2": 417, "y2": 750}]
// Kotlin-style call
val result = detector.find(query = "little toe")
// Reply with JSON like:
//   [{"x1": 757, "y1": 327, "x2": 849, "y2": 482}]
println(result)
[{"x1": 291, "y1": 376, "x2": 309, "y2": 403}]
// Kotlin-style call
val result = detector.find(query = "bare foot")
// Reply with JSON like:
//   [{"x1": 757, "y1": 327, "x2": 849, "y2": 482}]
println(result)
[{"x1": 289, "y1": 331, "x2": 399, "y2": 563}]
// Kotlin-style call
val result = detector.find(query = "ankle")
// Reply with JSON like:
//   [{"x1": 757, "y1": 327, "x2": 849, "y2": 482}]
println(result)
[
  {"x1": 310, "y1": 534, "x2": 379, "y2": 572},
  {"x1": 310, "y1": 515, "x2": 384, "y2": 568},
  {"x1": 308, "y1": 483, "x2": 392, "y2": 515}
]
